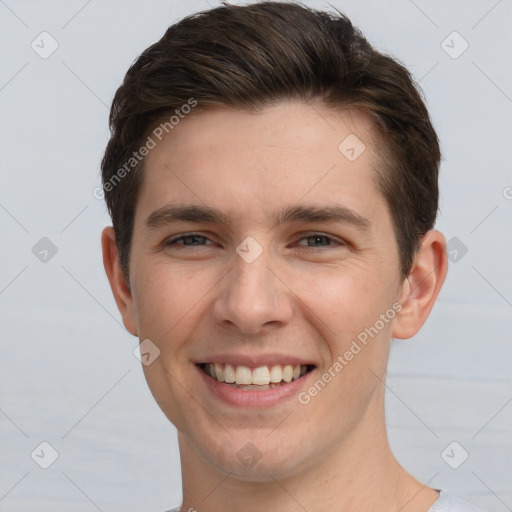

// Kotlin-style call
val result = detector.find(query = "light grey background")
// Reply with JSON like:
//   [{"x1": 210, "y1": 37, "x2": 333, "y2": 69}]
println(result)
[{"x1": 1, "y1": 0, "x2": 511, "y2": 511}]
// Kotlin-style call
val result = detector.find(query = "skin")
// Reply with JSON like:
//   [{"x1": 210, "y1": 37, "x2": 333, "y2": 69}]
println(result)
[{"x1": 102, "y1": 101, "x2": 448, "y2": 512}]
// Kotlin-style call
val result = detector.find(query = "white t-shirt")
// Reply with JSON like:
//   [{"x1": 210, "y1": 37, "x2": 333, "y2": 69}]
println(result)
[
  {"x1": 166, "y1": 490, "x2": 486, "y2": 512},
  {"x1": 427, "y1": 490, "x2": 485, "y2": 511}
]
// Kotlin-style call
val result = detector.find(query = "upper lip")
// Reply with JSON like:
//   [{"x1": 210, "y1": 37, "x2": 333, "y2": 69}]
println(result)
[{"x1": 193, "y1": 353, "x2": 316, "y2": 368}]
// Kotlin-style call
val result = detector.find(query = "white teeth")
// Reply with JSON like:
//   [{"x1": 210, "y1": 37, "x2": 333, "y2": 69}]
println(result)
[
  {"x1": 224, "y1": 364, "x2": 235, "y2": 383},
  {"x1": 269, "y1": 365, "x2": 283, "y2": 383},
  {"x1": 282, "y1": 365, "x2": 293, "y2": 383},
  {"x1": 235, "y1": 365, "x2": 252, "y2": 385},
  {"x1": 252, "y1": 366, "x2": 271, "y2": 385},
  {"x1": 215, "y1": 363, "x2": 224, "y2": 382},
  {"x1": 204, "y1": 363, "x2": 308, "y2": 385}
]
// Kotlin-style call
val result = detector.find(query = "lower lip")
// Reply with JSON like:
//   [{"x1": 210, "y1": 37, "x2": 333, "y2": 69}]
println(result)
[{"x1": 197, "y1": 365, "x2": 315, "y2": 408}]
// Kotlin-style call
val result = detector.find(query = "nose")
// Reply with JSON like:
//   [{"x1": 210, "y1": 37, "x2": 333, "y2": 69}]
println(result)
[{"x1": 212, "y1": 246, "x2": 294, "y2": 335}]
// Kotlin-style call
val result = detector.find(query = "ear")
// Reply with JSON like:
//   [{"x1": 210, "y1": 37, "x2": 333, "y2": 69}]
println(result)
[
  {"x1": 392, "y1": 230, "x2": 448, "y2": 339},
  {"x1": 101, "y1": 226, "x2": 138, "y2": 336}
]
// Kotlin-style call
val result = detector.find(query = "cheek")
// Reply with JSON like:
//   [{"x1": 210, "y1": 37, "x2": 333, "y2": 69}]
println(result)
[
  {"x1": 131, "y1": 261, "x2": 208, "y2": 344},
  {"x1": 300, "y1": 269, "x2": 395, "y2": 416},
  {"x1": 292, "y1": 263, "x2": 394, "y2": 340}
]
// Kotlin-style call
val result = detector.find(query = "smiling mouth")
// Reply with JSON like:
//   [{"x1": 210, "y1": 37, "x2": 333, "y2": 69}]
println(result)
[{"x1": 198, "y1": 363, "x2": 315, "y2": 390}]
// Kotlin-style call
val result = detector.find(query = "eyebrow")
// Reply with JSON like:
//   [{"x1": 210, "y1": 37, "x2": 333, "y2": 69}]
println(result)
[{"x1": 144, "y1": 203, "x2": 372, "y2": 231}]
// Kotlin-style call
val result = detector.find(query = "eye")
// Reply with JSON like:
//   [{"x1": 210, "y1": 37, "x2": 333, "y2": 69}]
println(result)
[
  {"x1": 165, "y1": 233, "x2": 213, "y2": 247},
  {"x1": 162, "y1": 232, "x2": 345, "y2": 250},
  {"x1": 295, "y1": 233, "x2": 345, "y2": 248}
]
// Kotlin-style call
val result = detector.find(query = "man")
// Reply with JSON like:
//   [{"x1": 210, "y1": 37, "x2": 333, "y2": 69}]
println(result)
[{"x1": 100, "y1": 2, "x2": 484, "y2": 511}]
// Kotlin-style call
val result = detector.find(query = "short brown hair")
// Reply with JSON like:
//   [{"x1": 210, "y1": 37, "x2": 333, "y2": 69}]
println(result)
[{"x1": 101, "y1": 1, "x2": 440, "y2": 281}]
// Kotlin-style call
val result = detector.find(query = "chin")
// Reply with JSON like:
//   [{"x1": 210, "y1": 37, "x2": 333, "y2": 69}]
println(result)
[{"x1": 195, "y1": 430, "x2": 313, "y2": 482}]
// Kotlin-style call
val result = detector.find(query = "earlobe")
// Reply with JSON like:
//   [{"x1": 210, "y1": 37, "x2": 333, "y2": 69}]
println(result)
[
  {"x1": 392, "y1": 230, "x2": 448, "y2": 340},
  {"x1": 101, "y1": 226, "x2": 138, "y2": 336}
]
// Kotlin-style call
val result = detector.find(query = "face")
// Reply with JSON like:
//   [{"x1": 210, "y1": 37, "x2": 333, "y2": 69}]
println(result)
[{"x1": 122, "y1": 101, "x2": 407, "y2": 480}]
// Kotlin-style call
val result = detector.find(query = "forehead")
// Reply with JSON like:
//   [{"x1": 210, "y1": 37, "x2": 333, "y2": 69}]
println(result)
[{"x1": 136, "y1": 101, "x2": 387, "y2": 228}]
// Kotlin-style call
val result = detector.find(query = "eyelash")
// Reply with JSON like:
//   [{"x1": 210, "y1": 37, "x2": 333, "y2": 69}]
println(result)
[{"x1": 164, "y1": 232, "x2": 345, "y2": 249}]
